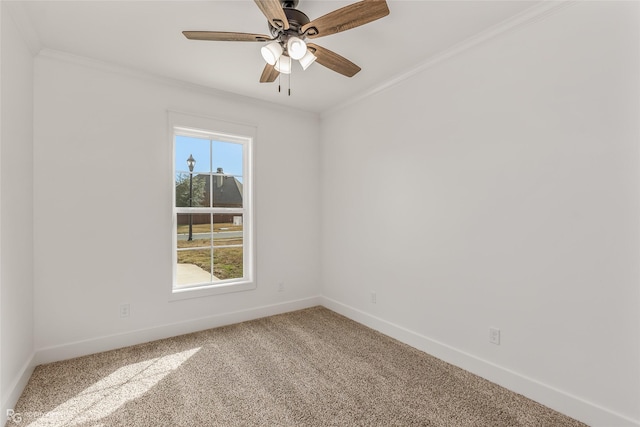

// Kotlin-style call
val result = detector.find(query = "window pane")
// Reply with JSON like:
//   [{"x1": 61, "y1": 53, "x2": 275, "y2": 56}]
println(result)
[
  {"x1": 176, "y1": 248, "x2": 213, "y2": 286},
  {"x1": 213, "y1": 214, "x2": 243, "y2": 247},
  {"x1": 175, "y1": 173, "x2": 208, "y2": 208},
  {"x1": 175, "y1": 135, "x2": 210, "y2": 174},
  {"x1": 212, "y1": 140, "x2": 243, "y2": 208},
  {"x1": 177, "y1": 213, "x2": 213, "y2": 246},
  {"x1": 195, "y1": 175, "x2": 211, "y2": 208},
  {"x1": 212, "y1": 140, "x2": 243, "y2": 177},
  {"x1": 213, "y1": 214, "x2": 242, "y2": 280},
  {"x1": 213, "y1": 247, "x2": 243, "y2": 281},
  {"x1": 211, "y1": 170, "x2": 243, "y2": 208}
]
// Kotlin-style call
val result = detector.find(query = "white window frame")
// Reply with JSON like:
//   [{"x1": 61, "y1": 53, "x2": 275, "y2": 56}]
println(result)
[{"x1": 168, "y1": 111, "x2": 255, "y2": 301}]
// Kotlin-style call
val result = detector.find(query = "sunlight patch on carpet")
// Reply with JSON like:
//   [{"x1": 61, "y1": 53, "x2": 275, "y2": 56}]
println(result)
[{"x1": 25, "y1": 347, "x2": 201, "y2": 427}]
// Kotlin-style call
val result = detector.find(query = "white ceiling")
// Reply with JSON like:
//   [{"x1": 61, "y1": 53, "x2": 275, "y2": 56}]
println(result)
[{"x1": 16, "y1": 0, "x2": 540, "y2": 113}]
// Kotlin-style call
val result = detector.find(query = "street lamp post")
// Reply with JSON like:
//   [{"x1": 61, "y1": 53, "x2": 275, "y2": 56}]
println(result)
[{"x1": 187, "y1": 154, "x2": 196, "y2": 241}]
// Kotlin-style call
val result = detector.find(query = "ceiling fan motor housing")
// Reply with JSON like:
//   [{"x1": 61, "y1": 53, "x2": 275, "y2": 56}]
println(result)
[{"x1": 269, "y1": 6, "x2": 311, "y2": 39}]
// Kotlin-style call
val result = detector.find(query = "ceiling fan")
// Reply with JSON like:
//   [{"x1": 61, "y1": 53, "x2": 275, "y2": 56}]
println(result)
[{"x1": 182, "y1": 0, "x2": 389, "y2": 86}]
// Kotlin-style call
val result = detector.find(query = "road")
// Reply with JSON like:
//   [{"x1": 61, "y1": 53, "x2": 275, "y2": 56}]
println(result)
[{"x1": 177, "y1": 231, "x2": 243, "y2": 241}]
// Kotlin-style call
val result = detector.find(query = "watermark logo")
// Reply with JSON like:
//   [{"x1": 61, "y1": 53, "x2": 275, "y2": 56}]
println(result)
[{"x1": 6, "y1": 409, "x2": 22, "y2": 423}]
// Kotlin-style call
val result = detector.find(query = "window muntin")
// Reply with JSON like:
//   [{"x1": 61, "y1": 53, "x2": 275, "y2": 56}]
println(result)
[{"x1": 173, "y1": 127, "x2": 252, "y2": 295}]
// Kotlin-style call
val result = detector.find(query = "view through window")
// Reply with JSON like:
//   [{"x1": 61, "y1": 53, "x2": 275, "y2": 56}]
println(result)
[{"x1": 173, "y1": 126, "x2": 252, "y2": 293}]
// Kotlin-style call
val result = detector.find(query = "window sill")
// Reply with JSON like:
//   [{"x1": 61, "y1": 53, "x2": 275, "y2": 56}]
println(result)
[{"x1": 169, "y1": 280, "x2": 256, "y2": 301}]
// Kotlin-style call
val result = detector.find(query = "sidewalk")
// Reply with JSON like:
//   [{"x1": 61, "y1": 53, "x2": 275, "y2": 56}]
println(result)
[{"x1": 175, "y1": 264, "x2": 220, "y2": 287}]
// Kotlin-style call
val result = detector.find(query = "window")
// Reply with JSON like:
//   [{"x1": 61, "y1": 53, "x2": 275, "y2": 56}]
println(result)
[{"x1": 170, "y1": 113, "x2": 254, "y2": 299}]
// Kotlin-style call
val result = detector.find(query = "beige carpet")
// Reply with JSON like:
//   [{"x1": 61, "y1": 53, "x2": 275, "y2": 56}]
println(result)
[{"x1": 9, "y1": 307, "x2": 586, "y2": 426}]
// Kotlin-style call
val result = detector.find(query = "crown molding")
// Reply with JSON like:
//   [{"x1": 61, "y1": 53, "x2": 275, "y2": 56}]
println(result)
[
  {"x1": 36, "y1": 48, "x2": 320, "y2": 121},
  {"x1": 3, "y1": 1, "x2": 43, "y2": 55},
  {"x1": 321, "y1": 0, "x2": 575, "y2": 119},
  {"x1": 12, "y1": 0, "x2": 573, "y2": 120}
]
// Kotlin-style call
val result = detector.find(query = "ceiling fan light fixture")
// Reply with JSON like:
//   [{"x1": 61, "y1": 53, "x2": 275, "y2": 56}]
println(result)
[
  {"x1": 261, "y1": 41, "x2": 283, "y2": 65},
  {"x1": 299, "y1": 50, "x2": 317, "y2": 70},
  {"x1": 287, "y1": 36, "x2": 307, "y2": 60},
  {"x1": 274, "y1": 55, "x2": 292, "y2": 74}
]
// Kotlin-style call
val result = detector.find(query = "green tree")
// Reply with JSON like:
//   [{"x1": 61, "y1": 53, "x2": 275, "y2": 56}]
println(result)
[{"x1": 175, "y1": 173, "x2": 206, "y2": 207}]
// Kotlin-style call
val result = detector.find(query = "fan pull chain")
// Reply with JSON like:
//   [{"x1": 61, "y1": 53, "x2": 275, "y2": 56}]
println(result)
[
  {"x1": 278, "y1": 63, "x2": 281, "y2": 93},
  {"x1": 288, "y1": 71, "x2": 291, "y2": 96}
]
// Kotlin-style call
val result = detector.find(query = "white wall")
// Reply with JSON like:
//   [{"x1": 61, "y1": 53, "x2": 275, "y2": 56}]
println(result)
[
  {"x1": 320, "y1": 2, "x2": 639, "y2": 426},
  {"x1": 4, "y1": 1, "x2": 637, "y2": 426},
  {"x1": 33, "y1": 52, "x2": 321, "y2": 360},
  {"x1": 0, "y1": 3, "x2": 35, "y2": 416}
]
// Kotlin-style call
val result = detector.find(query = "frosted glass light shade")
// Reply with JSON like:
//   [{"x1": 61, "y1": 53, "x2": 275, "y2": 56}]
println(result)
[
  {"x1": 299, "y1": 50, "x2": 317, "y2": 70},
  {"x1": 274, "y1": 56, "x2": 292, "y2": 74},
  {"x1": 261, "y1": 42, "x2": 283, "y2": 65},
  {"x1": 287, "y1": 37, "x2": 307, "y2": 60}
]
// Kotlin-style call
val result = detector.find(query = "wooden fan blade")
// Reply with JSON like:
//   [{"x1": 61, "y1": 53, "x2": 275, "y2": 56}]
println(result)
[
  {"x1": 254, "y1": 0, "x2": 289, "y2": 31},
  {"x1": 183, "y1": 31, "x2": 271, "y2": 42},
  {"x1": 301, "y1": 0, "x2": 389, "y2": 39},
  {"x1": 307, "y1": 43, "x2": 361, "y2": 77},
  {"x1": 260, "y1": 63, "x2": 280, "y2": 83}
]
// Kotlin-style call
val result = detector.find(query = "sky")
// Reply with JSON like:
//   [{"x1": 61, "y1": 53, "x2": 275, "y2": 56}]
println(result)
[{"x1": 175, "y1": 135, "x2": 243, "y2": 178}]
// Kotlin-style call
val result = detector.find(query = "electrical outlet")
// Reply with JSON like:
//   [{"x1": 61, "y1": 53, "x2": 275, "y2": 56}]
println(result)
[
  {"x1": 370, "y1": 291, "x2": 377, "y2": 304},
  {"x1": 489, "y1": 327, "x2": 500, "y2": 345},
  {"x1": 278, "y1": 282, "x2": 285, "y2": 292},
  {"x1": 120, "y1": 303, "x2": 130, "y2": 318}
]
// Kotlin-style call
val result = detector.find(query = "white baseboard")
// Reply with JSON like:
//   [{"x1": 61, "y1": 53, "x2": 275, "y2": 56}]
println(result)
[
  {"x1": 36, "y1": 296, "x2": 322, "y2": 365},
  {"x1": 2, "y1": 352, "x2": 36, "y2": 423},
  {"x1": 320, "y1": 296, "x2": 640, "y2": 427}
]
